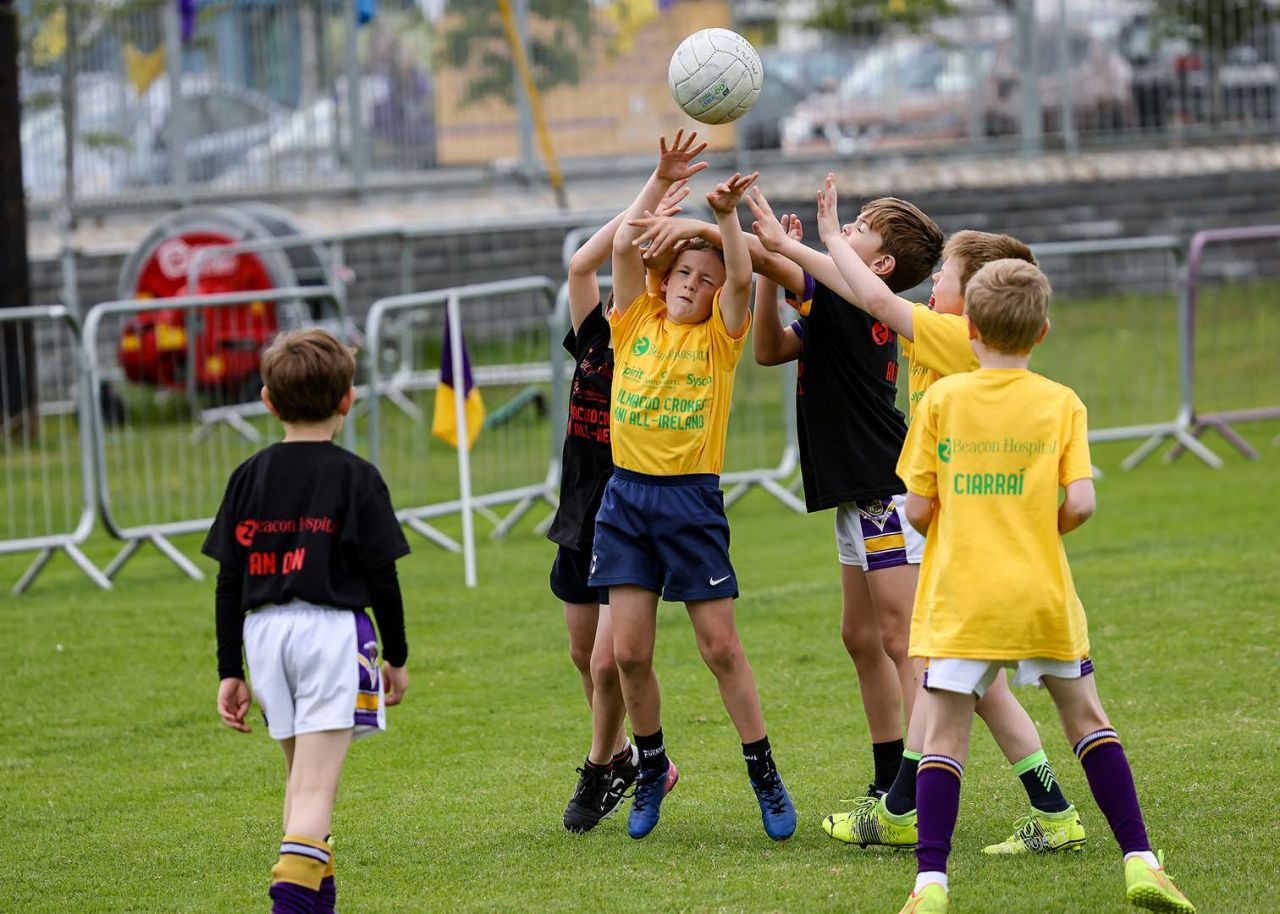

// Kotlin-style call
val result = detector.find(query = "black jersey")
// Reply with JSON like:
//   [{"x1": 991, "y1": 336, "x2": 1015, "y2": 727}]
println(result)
[
  {"x1": 789, "y1": 273, "x2": 908, "y2": 510},
  {"x1": 547, "y1": 304, "x2": 615, "y2": 550},
  {"x1": 203, "y1": 441, "x2": 411, "y2": 675}
]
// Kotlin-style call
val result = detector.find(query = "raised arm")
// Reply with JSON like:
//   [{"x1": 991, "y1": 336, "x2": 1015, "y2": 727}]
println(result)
[
  {"x1": 612, "y1": 131, "x2": 707, "y2": 319},
  {"x1": 568, "y1": 180, "x2": 688, "y2": 332},
  {"x1": 753, "y1": 213, "x2": 804, "y2": 366},
  {"x1": 705, "y1": 171, "x2": 759, "y2": 336},
  {"x1": 630, "y1": 214, "x2": 806, "y2": 296},
  {"x1": 815, "y1": 174, "x2": 916, "y2": 339}
]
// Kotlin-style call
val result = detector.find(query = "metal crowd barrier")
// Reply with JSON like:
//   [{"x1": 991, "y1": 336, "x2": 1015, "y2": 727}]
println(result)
[
  {"x1": 0, "y1": 305, "x2": 109, "y2": 593},
  {"x1": 364, "y1": 276, "x2": 562, "y2": 585},
  {"x1": 1166, "y1": 225, "x2": 1280, "y2": 462},
  {"x1": 81, "y1": 286, "x2": 347, "y2": 582}
]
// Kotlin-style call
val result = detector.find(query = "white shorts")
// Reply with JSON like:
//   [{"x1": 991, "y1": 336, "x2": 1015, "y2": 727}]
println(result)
[
  {"x1": 244, "y1": 601, "x2": 386, "y2": 741},
  {"x1": 923, "y1": 656, "x2": 1095, "y2": 699},
  {"x1": 835, "y1": 494, "x2": 925, "y2": 570}
]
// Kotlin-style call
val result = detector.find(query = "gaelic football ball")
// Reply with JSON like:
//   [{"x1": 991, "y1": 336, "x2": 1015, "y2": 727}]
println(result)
[{"x1": 668, "y1": 28, "x2": 764, "y2": 125}]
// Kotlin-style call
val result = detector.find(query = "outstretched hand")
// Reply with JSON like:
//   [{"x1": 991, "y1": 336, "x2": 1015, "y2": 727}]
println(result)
[
  {"x1": 656, "y1": 178, "x2": 690, "y2": 218},
  {"x1": 655, "y1": 129, "x2": 709, "y2": 183},
  {"x1": 705, "y1": 171, "x2": 760, "y2": 215},
  {"x1": 746, "y1": 186, "x2": 792, "y2": 253},
  {"x1": 816, "y1": 173, "x2": 842, "y2": 246},
  {"x1": 781, "y1": 211, "x2": 804, "y2": 243}
]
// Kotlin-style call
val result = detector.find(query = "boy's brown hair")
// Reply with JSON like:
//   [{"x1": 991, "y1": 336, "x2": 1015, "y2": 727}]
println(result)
[
  {"x1": 965, "y1": 259, "x2": 1051, "y2": 355},
  {"x1": 259, "y1": 328, "x2": 356, "y2": 423},
  {"x1": 944, "y1": 230, "x2": 1036, "y2": 294},
  {"x1": 861, "y1": 197, "x2": 945, "y2": 293}
]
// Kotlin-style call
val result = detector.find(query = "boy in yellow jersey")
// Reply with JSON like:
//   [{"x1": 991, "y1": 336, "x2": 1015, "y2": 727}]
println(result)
[
  {"x1": 589, "y1": 131, "x2": 795, "y2": 841},
  {"x1": 893, "y1": 260, "x2": 1194, "y2": 914},
  {"x1": 801, "y1": 176, "x2": 1089, "y2": 852},
  {"x1": 748, "y1": 180, "x2": 1084, "y2": 855}
]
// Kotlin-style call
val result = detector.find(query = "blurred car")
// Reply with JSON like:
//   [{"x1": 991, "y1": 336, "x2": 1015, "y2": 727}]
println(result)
[
  {"x1": 781, "y1": 30, "x2": 1133, "y2": 154},
  {"x1": 738, "y1": 45, "x2": 859, "y2": 150},
  {"x1": 20, "y1": 73, "x2": 287, "y2": 200}
]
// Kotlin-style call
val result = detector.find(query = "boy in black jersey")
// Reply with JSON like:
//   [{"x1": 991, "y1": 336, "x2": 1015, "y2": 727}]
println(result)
[
  {"x1": 552, "y1": 181, "x2": 689, "y2": 834},
  {"x1": 203, "y1": 329, "x2": 410, "y2": 914}
]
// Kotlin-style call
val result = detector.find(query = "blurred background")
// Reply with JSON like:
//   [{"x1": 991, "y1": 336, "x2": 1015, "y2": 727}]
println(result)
[{"x1": 15, "y1": 0, "x2": 1280, "y2": 211}]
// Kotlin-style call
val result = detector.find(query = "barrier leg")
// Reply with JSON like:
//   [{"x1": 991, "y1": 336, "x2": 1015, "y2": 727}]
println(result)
[
  {"x1": 150, "y1": 533, "x2": 206, "y2": 581},
  {"x1": 405, "y1": 517, "x2": 462, "y2": 553},
  {"x1": 1164, "y1": 427, "x2": 1225, "y2": 469},
  {"x1": 64, "y1": 543, "x2": 113, "y2": 591},
  {"x1": 490, "y1": 490, "x2": 557, "y2": 540},
  {"x1": 12, "y1": 549, "x2": 54, "y2": 596},
  {"x1": 758, "y1": 477, "x2": 808, "y2": 514},
  {"x1": 1201, "y1": 419, "x2": 1260, "y2": 460},
  {"x1": 1120, "y1": 432, "x2": 1170, "y2": 471},
  {"x1": 104, "y1": 539, "x2": 143, "y2": 580}
]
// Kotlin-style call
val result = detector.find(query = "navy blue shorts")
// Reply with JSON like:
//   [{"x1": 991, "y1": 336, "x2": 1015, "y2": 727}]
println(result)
[
  {"x1": 588, "y1": 468, "x2": 738, "y2": 602},
  {"x1": 549, "y1": 544, "x2": 607, "y2": 605}
]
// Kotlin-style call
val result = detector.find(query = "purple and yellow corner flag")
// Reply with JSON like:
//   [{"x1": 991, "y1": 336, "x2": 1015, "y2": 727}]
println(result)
[{"x1": 432, "y1": 323, "x2": 485, "y2": 450}]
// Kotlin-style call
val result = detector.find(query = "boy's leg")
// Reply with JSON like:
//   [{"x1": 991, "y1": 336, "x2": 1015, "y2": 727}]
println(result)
[
  {"x1": 687, "y1": 596, "x2": 795, "y2": 841},
  {"x1": 588, "y1": 603, "x2": 628, "y2": 763},
  {"x1": 840, "y1": 564, "x2": 906, "y2": 792},
  {"x1": 912, "y1": 688, "x2": 976, "y2": 901},
  {"x1": 612, "y1": 585, "x2": 677, "y2": 839},
  {"x1": 272, "y1": 729, "x2": 352, "y2": 914},
  {"x1": 865, "y1": 563, "x2": 919, "y2": 726},
  {"x1": 1041, "y1": 674, "x2": 1195, "y2": 913},
  {"x1": 974, "y1": 670, "x2": 1083, "y2": 855},
  {"x1": 563, "y1": 601, "x2": 600, "y2": 711}
]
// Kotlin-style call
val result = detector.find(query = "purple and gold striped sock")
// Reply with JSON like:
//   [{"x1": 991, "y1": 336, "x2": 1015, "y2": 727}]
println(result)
[
  {"x1": 1074, "y1": 728, "x2": 1151, "y2": 856},
  {"x1": 916, "y1": 755, "x2": 964, "y2": 875},
  {"x1": 270, "y1": 834, "x2": 329, "y2": 914},
  {"x1": 317, "y1": 836, "x2": 336, "y2": 914}
]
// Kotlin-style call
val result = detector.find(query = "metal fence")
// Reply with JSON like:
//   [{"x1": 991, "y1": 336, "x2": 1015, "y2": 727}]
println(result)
[
  {"x1": 80, "y1": 284, "x2": 348, "y2": 582},
  {"x1": 0, "y1": 304, "x2": 108, "y2": 593},
  {"x1": 19, "y1": 0, "x2": 1280, "y2": 211}
]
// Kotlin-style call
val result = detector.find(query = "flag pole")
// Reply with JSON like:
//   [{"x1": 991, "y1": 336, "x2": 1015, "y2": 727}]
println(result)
[
  {"x1": 446, "y1": 292, "x2": 478, "y2": 588},
  {"x1": 497, "y1": 0, "x2": 568, "y2": 209}
]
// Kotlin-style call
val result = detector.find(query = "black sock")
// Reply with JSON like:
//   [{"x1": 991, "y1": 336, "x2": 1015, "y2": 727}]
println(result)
[
  {"x1": 743, "y1": 735, "x2": 775, "y2": 782},
  {"x1": 635, "y1": 729, "x2": 668, "y2": 772},
  {"x1": 883, "y1": 749, "x2": 922, "y2": 815},
  {"x1": 1014, "y1": 750, "x2": 1070, "y2": 814},
  {"x1": 583, "y1": 758, "x2": 607, "y2": 771},
  {"x1": 872, "y1": 738, "x2": 905, "y2": 792}
]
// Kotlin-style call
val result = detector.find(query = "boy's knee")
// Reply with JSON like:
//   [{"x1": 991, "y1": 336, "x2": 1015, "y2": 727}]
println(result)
[
  {"x1": 590, "y1": 650, "x2": 620, "y2": 688},
  {"x1": 881, "y1": 629, "x2": 910, "y2": 664},
  {"x1": 699, "y1": 632, "x2": 743, "y2": 675},
  {"x1": 841, "y1": 621, "x2": 879, "y2": 660},
  {"x1": 567, "y1": 641, "x2": 593, "y2": 676},
  {"x1": 613, "y1": 641, "x2": 653, "y2": 677}
]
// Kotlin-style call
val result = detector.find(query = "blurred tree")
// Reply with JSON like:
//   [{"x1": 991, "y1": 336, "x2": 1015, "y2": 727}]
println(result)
[
  {"x1": 1152, "y1": 0, "x2": 1273, "y2": 53},
  {"x1": 443, "y1": 0, "x2": 593, "y2": 106},
  {"x1": 806, "y1": 0, "x2": 958, "y2": 35}
]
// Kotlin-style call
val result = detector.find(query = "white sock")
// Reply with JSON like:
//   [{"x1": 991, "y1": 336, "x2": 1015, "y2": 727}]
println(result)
[
  {"x1": 1125, "y1": 851, "x2": 1161, "y2": 870},
  {"x1": 914, "y1": 872, "x2": 948, "y2": 894}
]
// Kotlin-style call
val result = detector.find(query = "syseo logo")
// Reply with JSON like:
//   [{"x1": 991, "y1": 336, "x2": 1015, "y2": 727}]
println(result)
[
  {"x1": 937, "y1": 438, "x2": 952, "y2": 463},
  {"x1": 632, "y1": 336, "x2": 651, "y2": 357},
  {"x1": 235, "y1": 519, "x2": 258, "y2": 547},
  {"x1": 871, "y1": 322, "x2": 894, "y2": 346}
]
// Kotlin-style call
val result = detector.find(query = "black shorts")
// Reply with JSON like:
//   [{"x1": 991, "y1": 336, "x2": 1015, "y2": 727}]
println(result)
[{"x1": 550, "y1": 544, "x2": 607, "y2": 605}]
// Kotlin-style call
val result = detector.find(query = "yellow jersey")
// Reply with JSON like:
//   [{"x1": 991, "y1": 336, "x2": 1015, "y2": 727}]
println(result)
[
  {"x1": 897, "y1": 368, "x2": 1094, "y2": 661},
  {"x1": 901, "y1": 305, "x2": 978, "y2": 421},
  {"x1": 608, "y1": 289, "x2": 749, "y2": 476}
]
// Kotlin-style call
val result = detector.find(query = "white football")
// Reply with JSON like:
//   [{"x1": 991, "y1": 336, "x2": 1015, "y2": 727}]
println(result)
[{"x1": 668, "y1": 28, "x2": 764, "y2": 125}]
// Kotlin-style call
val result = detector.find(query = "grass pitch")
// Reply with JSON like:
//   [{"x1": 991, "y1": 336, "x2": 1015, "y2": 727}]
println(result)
[{"x1": 4, "y1": 423, "x2": 1279, "y2": 913}]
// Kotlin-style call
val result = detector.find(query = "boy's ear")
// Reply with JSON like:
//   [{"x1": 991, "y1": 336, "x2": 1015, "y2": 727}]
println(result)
[
  {"x1": 1035, "y1": 318, "x2": 1050, "y2": 345},
  {"x1": 337, "y1": 386, "x2": 356, "y2": 416},
  {"x1": 260, "y1": 386, "x2": 279, "y2": 416},
  {"x1": 871, "y1": 252, "x2": 896, "y2": 280},
  {"x1": 966, "y1": 315, "x2": 980, "y2": 341}
]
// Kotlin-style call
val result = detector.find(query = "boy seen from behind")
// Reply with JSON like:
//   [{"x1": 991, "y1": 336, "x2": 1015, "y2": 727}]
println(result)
[
  {"x1": 205, "y1": 329, "x2": 411, "y2": 914},
  {"x1": 893, "y1": 260, "x2": 1194, "y2": 914}
]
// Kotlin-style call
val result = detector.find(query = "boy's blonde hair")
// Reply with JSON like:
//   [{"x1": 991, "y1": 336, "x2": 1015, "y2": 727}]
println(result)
[
  {"x1": 965, "y1": 259, "x2": 1051, "y2": 355},
  {"x1": 259, "y1": 328, "x2": 356, "y2": 422},
  {"x1": 944, "y1": 230, "x2": 1037, "y2": 294},
  {"x1": 861, "y1": 197, "x2": 944, "y2": 293}
]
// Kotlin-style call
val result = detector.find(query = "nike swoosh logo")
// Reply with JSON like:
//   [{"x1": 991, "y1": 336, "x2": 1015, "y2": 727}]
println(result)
[{"x1": 709, "y1": 575, "x2": 731, "y2": 586}]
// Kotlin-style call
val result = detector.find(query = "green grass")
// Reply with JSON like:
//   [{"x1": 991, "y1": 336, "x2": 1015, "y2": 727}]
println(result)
[{"x1": 3, "y1": 424, "x2": 1279, "y2": 913}]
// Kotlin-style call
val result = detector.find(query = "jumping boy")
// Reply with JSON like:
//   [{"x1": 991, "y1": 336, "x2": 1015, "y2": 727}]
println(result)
[
  {"x1": 894, "y1": 259, "x2": 1194, "y2": 914},
  {"x1": 205, "y1": 328, "x2": 411, "y2": 914},
  {"x1": 589, "y1": 130, "x2": 796, "y2": 841},
  {"x1": 746, "y1": 181, "x2": 1085, "y2": 855},
  {"x1": 553, "y1": 181, "x2": 690, "y2": 833}
]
